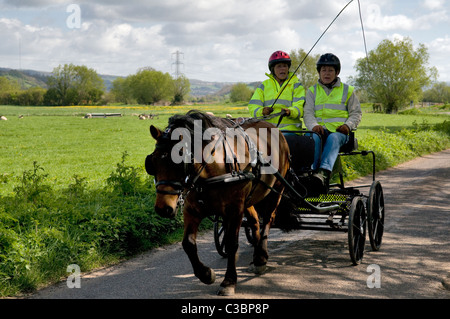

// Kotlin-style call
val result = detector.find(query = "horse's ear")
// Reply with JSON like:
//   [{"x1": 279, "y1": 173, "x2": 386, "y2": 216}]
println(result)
[{"x1": 150, "y1": 125, "x2": 161, "y2": 140}]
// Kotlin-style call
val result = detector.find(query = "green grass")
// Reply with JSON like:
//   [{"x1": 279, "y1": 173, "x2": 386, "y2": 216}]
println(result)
[
  {"x1": 1, "y1": 103, "x2": 447, "y2": 193},
  {"x1": 0, "y1": 102, "x2": 449, "y2": 297},
  {"x1": 0, "y1": 103, "x2": 249, "y2": 194}
]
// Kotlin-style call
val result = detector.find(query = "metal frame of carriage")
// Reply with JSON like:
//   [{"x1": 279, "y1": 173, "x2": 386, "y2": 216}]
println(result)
[{"x1": 214, "y1": 130, "x2": 385, "y2": 265}]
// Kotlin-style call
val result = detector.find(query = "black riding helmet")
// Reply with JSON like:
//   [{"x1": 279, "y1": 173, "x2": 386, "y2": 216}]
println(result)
[{"x1": 316, "y1": 53, "x2": 341, "y2": 73}]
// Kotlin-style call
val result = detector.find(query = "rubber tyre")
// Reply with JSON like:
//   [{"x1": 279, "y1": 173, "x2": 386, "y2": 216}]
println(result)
[
  {"x1": 348, "y1": 196, "x2": 367, "y2": 265},
  {"x1": 367, "y1": 181, "x2": 385, "y2": 251}
]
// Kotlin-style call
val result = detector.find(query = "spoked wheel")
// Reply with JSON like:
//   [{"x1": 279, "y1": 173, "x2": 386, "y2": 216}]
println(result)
[
  {"x1": 214, "y1": 216, "x2": 256, "y2": 258},
  {"x1": 348, "y1": 196, "x2": 367, "y2": 265},
  {"x1": 214, "y1": 216, "x2": 227, "y2": 258},
  {"x1": 367, "y1": 181, "x2": 385, "y2": 251}
]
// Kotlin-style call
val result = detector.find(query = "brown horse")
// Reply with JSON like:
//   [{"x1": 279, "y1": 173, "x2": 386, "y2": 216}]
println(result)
[{"x1": 145, "y1": 110, "x2": 289, "y2": 296}]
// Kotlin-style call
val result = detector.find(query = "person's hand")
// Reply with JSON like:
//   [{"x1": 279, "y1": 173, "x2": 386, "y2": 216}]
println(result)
[
  {"x1": 262, "y1": 107, "x2": 274, "y2": 116},
  {"x1": 281, "y1": 108, "x2": 291, "y2": 117},
  {"x1": 336, "y1": 124, "x2": 350, "y2": 135},
  {"x1": 312, "y1": 125, "x2": 325, "y2": 136}
]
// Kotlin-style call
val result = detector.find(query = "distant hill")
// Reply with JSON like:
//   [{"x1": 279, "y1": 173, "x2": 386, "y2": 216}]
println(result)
[
  {"x1": 0, "y1": 67, "x2": 50, "y2": 89},
  {"x1": 189, "y1": 79, "x2": 260, "y2": 98},
  {"x1": 0, "y1": 67, "x2": 120, "y2": 91},
  {"x1": 0, "y1": 67, "x2": 260, "y2": 98},
  {"x1": 189, "y1": 79, "x2": 233, "y2": 97}
]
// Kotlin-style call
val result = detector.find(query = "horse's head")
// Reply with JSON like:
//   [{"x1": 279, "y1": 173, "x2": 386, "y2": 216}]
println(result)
[
  {"x1": 146, "y1": 124, "x2": 187, "y2": 218},
  {"x1": 145, "y1": 111, "x2": 229, "y2": 218}
]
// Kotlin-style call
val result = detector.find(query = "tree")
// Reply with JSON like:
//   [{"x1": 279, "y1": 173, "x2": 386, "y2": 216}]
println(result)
[
  {"x1": 0, "y1": 76, "x2": 20, "y2": 93},
  {"x1": 0, "y1": 77, "x2": 20, "y2": 105},
  {"x1": 130, "y1": 69, "x2": 174, "y2": 105},
  {"x1": 72, "y1": 65, "x2": 105, "y2": 104},
  {"x1": 46, "y1": 64, "x2": 105, "y2": 105},
  {"x1": 111, "y1": 77, "x2": 134, "y2": 104},
  {"x1": 46, "y1": 64, "x2": 76, "y2": 105},
  {"x1": 230, "y1": 83, "x2": 253, "y2": 102},
  {"x1": 16, "y1": 87, "x2": 46, "y2": 106},
  {"x1": 423, "y1": 82, "x2": 450, "y2": 104},
  {"x1": 289, "y1": 49, "x2": 320, "y2": 89},
  {"x1": 352, "y1": 37, "x2": 438, "y2": 113},
  {"x1": 172, "y1": 75, "x2": 191, "y2": 105},
  {"x1": 111, "y1": 68, "x2": 189, "y2": 105}
]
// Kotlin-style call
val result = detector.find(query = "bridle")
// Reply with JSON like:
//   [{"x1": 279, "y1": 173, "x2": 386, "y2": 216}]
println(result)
[
  {"x1": 145, "y1": 124, "x2": 224, "y2": 212},
  {"x1": 145, "y1": 120, "x2": 259, "y2": 210},
  {"x1": 145, "y1": 131, "x2": 191, "y2": 196},
  {"x1": 154, "y1": 180, "x2": 184, "y2": 196}
]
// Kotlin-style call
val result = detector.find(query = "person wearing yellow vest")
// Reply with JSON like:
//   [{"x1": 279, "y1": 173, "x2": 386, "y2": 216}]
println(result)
[
  {"x1": 304, "y1": 53, "x2": 362, "y2": 193},
  {"x1": 248, "y1": 51, "x2": 305, "y2": 134}
]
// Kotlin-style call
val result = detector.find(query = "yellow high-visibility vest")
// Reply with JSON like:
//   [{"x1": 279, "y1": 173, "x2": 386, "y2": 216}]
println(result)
[
  {"x1": 309, "y1": 82, "x2": 354, "y2": 132},
  {"x1": 248, "y1": 72, "x2": 305, "y2": 132}
]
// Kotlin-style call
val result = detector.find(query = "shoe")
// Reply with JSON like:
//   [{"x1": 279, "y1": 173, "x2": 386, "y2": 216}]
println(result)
[{"x1": 310, "y1": 168, "x2": 331, "y2": 195}]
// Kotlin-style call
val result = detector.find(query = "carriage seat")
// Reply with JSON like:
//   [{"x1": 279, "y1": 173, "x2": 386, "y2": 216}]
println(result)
[
  {"x1": 284, "y1": 134, "x2": 315, "y2": 173},
  {"x1": 339, "y1": 131, "x2": 358, "y2": 154},
  {"x1": 284, "y1": 131, "x2": 358, "y2": 174}
]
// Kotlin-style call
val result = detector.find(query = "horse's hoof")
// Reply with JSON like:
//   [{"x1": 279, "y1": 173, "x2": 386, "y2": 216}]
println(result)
[
  {"x1": 217, "y1": 286, "x2": 235, "y2": 296},
  {"x1": 199, "y1": 268, "x2": 216, "y2": 285},
  {"x1": 249, "y1": 264, "x2": 267, "y2": 275}
]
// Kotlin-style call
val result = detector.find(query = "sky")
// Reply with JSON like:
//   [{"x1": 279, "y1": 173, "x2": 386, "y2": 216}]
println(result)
[{"x1": 0, "y1": 0, "x2": 449, "y2": 83}]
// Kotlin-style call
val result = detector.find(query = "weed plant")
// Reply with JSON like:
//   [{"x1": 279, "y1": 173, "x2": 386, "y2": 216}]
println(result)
[{"x1": 0, "y1": 153, "x2": 184, "y2": 296}]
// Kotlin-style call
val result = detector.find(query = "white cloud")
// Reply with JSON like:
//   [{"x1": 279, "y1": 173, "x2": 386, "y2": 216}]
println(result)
[
  {"x1": 426, "y1": 35, "x2": 450, "y2": 81},
  {"x1": 365, "y1": 4, "x2": 414, "y2": 31},
  {"x1": 422, "y1": 0, "x2": 445, "y2": 10},
  {"x1": 2, "y1": 0, "x2": 67, "y2": 7},
  {"x1": 0, "y1": 0, "x2": 448, "y2": 83}
]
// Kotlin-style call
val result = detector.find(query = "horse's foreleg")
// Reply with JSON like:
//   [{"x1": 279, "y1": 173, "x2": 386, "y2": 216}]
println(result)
[
  {"x1": 217, "y1": 209, "x2": 243, "y2": 296},
  {"x1": 251, "y1": 213, "x2": 274, "y2": 274},
  {"x1": 182, "y1": 213, "x2": 216, "y2": 285},
  {"x1": 252, "y1": 189, "x2": 283, "y2": 272},
  {"x1": 245, "y1": 206, "x2": 260, "y2": 246}
]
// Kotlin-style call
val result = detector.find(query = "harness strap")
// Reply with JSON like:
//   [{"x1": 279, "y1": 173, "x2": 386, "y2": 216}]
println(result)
[
  {"x1": 155, "y1": 180, "x2": 183, "y2": 195},
  {"x1": 201, "y1": 171, "x2": 256, "y2": 186}
]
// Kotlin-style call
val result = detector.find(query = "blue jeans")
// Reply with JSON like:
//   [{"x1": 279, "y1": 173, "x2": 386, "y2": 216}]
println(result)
[
  {"x1": 311, "y1": 129, "x2": 349, "y2": 171},
  {"x1": 282, "y1": 132, "x2": 298, "y2": 137}
]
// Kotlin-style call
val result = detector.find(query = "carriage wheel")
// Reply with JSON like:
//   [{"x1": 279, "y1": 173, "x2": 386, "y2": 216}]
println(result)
[
  {"x1": 348, "y1": 196, "x2": 367, "y2": 265},
  {"x1": 214, "y1": 216, "x2": 227, "y2": 258},
  {"x1": 367, "y1": 181, "x2": 385, "y2": 251}
]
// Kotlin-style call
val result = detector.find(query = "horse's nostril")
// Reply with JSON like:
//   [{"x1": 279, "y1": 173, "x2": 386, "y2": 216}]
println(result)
[
  {"x1": 165, "y1": 206, "x2": 174, "y2": 217},
  {"x1": 155, "y1": 205, "x2": 175, "y2": 218}
]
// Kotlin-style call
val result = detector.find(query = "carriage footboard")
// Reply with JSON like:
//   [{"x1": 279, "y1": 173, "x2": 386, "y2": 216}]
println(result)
[{"x1": 272, "y1": 169, "x2": 340, "y2": 213}]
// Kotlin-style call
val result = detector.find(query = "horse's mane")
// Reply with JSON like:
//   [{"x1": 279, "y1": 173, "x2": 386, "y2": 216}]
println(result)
[{"x1": 167, "y1": 110, "x2": 229, "y2": 134}]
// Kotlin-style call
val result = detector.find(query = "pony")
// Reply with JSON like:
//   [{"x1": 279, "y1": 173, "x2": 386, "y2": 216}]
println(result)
[{"x1": 145, "y1": 110, "x2": 289, "y2": 296}]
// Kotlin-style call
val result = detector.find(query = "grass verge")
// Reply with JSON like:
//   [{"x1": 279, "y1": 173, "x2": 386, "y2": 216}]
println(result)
[{"x1": 0, "y1": 104, "x2": 449, "y2": 297}]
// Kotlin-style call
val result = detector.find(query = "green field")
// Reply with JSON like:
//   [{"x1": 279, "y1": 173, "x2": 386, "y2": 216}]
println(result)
[
  {"x1": 0, "y1": 103, "x2": 248, "y2": 193},
  {"x1": 0, "y1": 102, "x2": 449, "y2": 297},
  {"x1": 1, "y1": 103, "x2": 449, "y2": 192}
]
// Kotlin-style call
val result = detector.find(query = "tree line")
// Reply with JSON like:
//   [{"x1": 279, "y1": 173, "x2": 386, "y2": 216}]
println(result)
[
  {"x1": 0, "y1": 37, "x2": 449, "y2": 112},
  {"x1": 0, "y1": 65, "x2": 191, "y2": 106}
]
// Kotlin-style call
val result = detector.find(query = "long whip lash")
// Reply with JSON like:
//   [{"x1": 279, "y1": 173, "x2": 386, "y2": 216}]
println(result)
[
  {"x1": 270, "y1": 0, "x2": 355, "y2": 108},
  {"x1": 357, "y1": 0, "x2": 372, "y2": 78}
]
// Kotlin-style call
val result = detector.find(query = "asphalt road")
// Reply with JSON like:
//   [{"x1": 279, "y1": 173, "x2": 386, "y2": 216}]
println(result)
[{"x1": 29, "y1": 149, "x2": 450, "y2": 300}]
